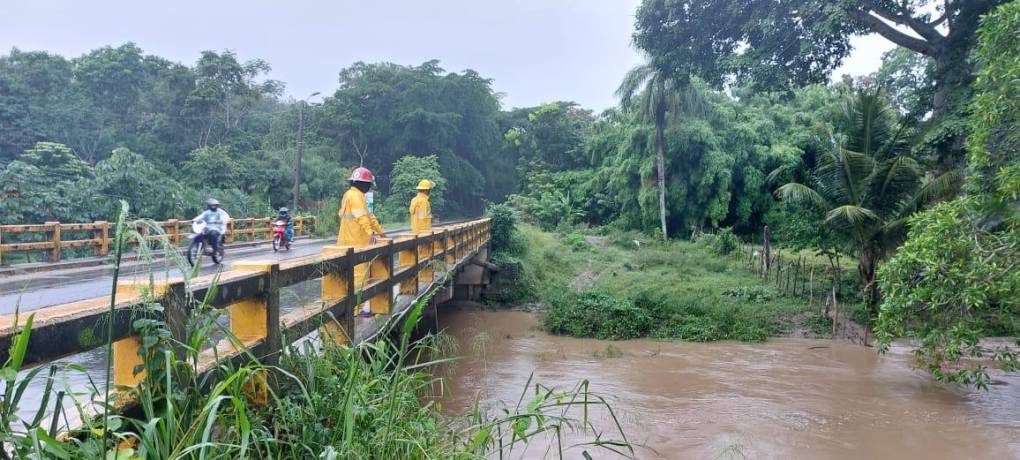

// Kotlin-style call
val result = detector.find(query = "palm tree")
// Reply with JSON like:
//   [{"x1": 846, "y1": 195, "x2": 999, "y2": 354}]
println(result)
[
  {"x1": 774, "y1": 88, "x2": 956, "y2": 306},
  {"x1": 616, "y1": 62, "x2": 693, "y2": 240}
]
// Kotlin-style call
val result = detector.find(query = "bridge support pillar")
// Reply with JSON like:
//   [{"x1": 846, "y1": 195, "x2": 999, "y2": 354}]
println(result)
[{"x1": 321, "y1": 246, "x2": 354, "y2": 346}]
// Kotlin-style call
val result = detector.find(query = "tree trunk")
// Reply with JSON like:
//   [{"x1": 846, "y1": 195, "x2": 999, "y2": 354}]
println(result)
[
  {"x1": 655, "y1": 120, "x2": 668, "y2": 240},
  {"x1": 858, "y1": 250, "x2": 879, "y2": 309}
]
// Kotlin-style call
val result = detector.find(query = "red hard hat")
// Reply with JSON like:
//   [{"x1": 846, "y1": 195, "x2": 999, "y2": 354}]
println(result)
[{"x1": 349, "y1": 167, "x2": 375, "y2": 183}]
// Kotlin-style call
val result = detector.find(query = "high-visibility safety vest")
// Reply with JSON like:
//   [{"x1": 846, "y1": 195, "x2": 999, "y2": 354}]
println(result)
[
  {"x1": 337, "y1": 187, "x2": 385, "y2": 247},
  {"x1": 409, "y1": 192, "x2": 432, "y2": 234}
]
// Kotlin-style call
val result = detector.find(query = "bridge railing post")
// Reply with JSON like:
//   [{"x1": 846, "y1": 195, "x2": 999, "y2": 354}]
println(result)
[
  {"x1": 396, "y1": 233, "x2": 418, "y2": 296},
  {"x1": 46, "y1": 221, "x2": 61, "y2": 263},
  {"x1": 368, "y1": 239, "x2": 394, "y2": 314},
  {"x1": 229, "y1": 261, "x2": 281, "y2": 364},
  {"x1": 321, "y1": 246, "x2": 355, "y2": 346},
  {"x1": 419, "y1": 231, "x2": 435, "y2": 283},
  {"x1": 95, "y1": 221, "x2": 110, "y2": 256},
  {"x1": 113, "y1": 279, "x2": 181, "y2": 386},
  {"x1": 166, "y1": 219, "x2": 180, "y2": 247}
]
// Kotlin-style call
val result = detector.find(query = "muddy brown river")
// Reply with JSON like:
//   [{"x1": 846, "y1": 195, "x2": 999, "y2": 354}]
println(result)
[{"x1": 438, "y1": 309, "x2": 1020, "y2": 459}]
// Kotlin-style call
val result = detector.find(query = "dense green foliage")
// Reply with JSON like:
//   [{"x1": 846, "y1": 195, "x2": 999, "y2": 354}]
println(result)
[
  {"x1": 877, "y1": 2, "x2": 1020, "y2": 386},
  {"x1": 379, "y1": 154, "x2": 446, "y2": 223},
  {"x1": 632, "y1": 0, "x2": 1005, "y2": 170},
  {"x1": 774, "y1": 88, "x2": 949, "y2": 305},
  {"x1": 0, "y1": 47, "x2": 517, "y2": 223}
]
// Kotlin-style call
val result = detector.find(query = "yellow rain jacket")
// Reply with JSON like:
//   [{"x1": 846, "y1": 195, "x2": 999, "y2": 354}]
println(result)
[
  {"x1": 337, "y1": 186, "x2": 384, "y2": 246},
  {"x1": 409, "y1": 192, "x2": 432, "y2": 234}
]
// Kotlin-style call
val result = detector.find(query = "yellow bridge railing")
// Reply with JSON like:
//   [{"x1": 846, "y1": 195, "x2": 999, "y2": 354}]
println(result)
[
  {"x1": 0, "y1": 216, "x2": 316, "y2": 265},
  {"x1": 0, "y1": 218, "x2": 490, "y2": 402}
]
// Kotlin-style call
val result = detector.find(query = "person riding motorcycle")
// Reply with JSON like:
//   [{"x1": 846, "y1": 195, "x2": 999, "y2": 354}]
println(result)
[
  {"x1": 193, "y1": 198, "x2": 230, "y2": 254},
  {"x1": 275, "y1": 207, "x2": 295, "y2": 244}
]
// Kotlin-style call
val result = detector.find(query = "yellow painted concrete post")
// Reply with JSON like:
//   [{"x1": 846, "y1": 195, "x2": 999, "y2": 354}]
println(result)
[
  {"x1": 456, "y1": 225, "x2": 466, "y2": 260},
  {"x1": 322, "y1": 246, "x2": 353, "y2": 301},
  {"x1": 46, "y1": 221, "x2": 61, "y2": 262},
  {"x1": 368, "y1": 239, "x2": 393, "y2": 314},
  {"x1": 445, "y1": 228, "x2": 456, "y2": 265},
  {"x1": 229, "y1": 261, "x2": 275, "y2": 346},
  {"x1": 419, "y1": 231, "x2": 434, "y2": 282},
  {"x1": 113, "y1": 278, "x2": 177, "y2": 386},
  {"x1": 395, "y1": 233, "x2": 418, "y2": 295},
  {"x1": 321, "y1": 245, "x2": 354, "y2": 346},
  {"x1": 229, "y1": 261, "x2": 278, "y2": 405},
  {"x1": 113, "y1": 336, "x2": 144, "y2": 386}
]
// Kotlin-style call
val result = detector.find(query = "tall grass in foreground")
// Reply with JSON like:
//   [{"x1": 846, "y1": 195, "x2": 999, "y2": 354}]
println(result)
[{"x1": 1, "y1": 202, "x2": 634, "y2": 459}]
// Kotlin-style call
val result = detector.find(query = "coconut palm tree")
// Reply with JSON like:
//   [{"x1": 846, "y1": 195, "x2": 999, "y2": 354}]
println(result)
[
  {"x1": 616, "y1": 62, "x2": 697, "y2": 240},
  {"x1": 774, "y1": 88, "x2": 957, "y2": 306}
]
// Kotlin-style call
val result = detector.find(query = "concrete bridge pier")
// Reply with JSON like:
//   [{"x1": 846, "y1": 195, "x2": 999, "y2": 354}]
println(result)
[{"x1": 452, "y1": 246, "x2": 497, "y2": 301}]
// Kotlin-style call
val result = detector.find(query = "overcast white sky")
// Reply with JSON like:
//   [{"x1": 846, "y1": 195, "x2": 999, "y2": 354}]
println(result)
[{"x1": 0, "y1": 1, "x2": 894, "y2": 111}]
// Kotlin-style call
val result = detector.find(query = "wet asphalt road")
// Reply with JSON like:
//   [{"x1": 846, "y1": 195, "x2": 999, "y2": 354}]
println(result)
[{"x1": 0, "y1": 238, "x2": 334, "y2": 314}]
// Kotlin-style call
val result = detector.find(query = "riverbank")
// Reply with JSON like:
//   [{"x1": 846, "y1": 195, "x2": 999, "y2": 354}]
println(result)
[
  {"x1": 439, "y1": 308, "x2": 1020, "y2": 459},
  {"x1": 489, "y1": 225, "x2": 841, "y2": 342}
]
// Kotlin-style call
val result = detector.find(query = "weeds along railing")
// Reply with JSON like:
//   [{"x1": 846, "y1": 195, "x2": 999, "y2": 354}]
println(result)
[
  {"x1": 0, "y1": 216, "x2": 315, "y2": 265},
  {"x1": 0, "y1": 218, "x2": 489, "y2": 394}
]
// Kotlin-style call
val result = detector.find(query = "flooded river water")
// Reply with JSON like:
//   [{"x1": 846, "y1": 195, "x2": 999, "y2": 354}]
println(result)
[{"x1": 439, "y1": 309, "x2": 1020, "y2": 459}]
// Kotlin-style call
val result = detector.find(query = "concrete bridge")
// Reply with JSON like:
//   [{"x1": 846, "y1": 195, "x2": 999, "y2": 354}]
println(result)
[{"x1": 0, "y1": 218, "x2": 493, "y2": 424}]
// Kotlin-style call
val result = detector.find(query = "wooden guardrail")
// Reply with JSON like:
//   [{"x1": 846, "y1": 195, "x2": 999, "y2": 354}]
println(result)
[
  {"x1": 0, "y1": 219, "x2": 490, "y2": 391},
  {"x1": 0, "y1": 216, "x2": 315, "y2": 265}
]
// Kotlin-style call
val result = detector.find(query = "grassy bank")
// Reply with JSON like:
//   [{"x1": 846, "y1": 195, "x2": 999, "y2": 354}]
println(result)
[{"x1": 488, "y1": 225, "x2": 840, "y2": 342}]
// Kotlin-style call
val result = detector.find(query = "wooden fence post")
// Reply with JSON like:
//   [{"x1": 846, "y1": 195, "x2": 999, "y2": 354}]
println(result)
[
  {"x1": 46, "y1": 222, "x2": 61, "y2": 263},
  {"x1": 0, "y1": 225, "x2": 5, "y2": 265}
]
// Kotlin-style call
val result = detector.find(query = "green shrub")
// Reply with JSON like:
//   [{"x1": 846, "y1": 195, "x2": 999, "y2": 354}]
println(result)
[
  {"x1": 545, "y1": 291, "x2": 651, "y2": 340},
  {"x1": 721, "y1": 286, "x2": 776, "y2": 303},
  {"x1": 560, "y1": 232, "x2": 589, "y2": 251},
  {"x1": 485, "y1": 252, "x2": 538, "y2": 304},
  {"x1": 712, "y1": 227, "x2": 740, "y2": 255},
  {"x1": 694, "y1": 232, "x2": 717, "y2": 248},
  {"x1": 487, "y1": 202, "x2": 517, "y2": 253}
]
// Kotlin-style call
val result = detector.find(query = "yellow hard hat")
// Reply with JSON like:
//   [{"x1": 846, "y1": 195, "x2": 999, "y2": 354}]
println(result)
[{"x1": 416, "y1": 179, "x2": 433, "y2": 190}]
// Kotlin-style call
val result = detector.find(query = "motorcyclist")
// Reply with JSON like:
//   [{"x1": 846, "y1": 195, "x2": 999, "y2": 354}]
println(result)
[
  {"x1": 193, "y1": 198, "x2": 230, "y2": 255},
  {"x1": 275, "y1": 207, "x2": 294, "y2": 244}
]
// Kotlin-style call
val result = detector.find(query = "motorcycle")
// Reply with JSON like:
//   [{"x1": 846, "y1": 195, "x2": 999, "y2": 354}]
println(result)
[
  {"x1": 187, "y1": 220, "x2": 225, "y2": 266},
  {"x1": 272, "y1": 220, "x2": 292, "y2": 252}
]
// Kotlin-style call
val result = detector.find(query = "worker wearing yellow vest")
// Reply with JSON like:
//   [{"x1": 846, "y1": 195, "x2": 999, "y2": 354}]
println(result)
[
  {"x1": 338, "y1": 167, "x2": 385, "y2": 317},
  {"x1": 409, "y1": 179, "x2": 433, "y2": 234},
  {"x1": 338, "y1": 167, "x2": 385, "y2": 246}
]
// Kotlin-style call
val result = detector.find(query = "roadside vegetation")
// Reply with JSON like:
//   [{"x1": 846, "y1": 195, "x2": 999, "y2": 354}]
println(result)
[{"x1": 485, "y1": 206, "x2": 841, "y2": 343}]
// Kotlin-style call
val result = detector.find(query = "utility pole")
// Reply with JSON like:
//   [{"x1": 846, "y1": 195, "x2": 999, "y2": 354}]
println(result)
[{"x1": 293, "y1": 92, "x2": 320, "y2": 212}]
